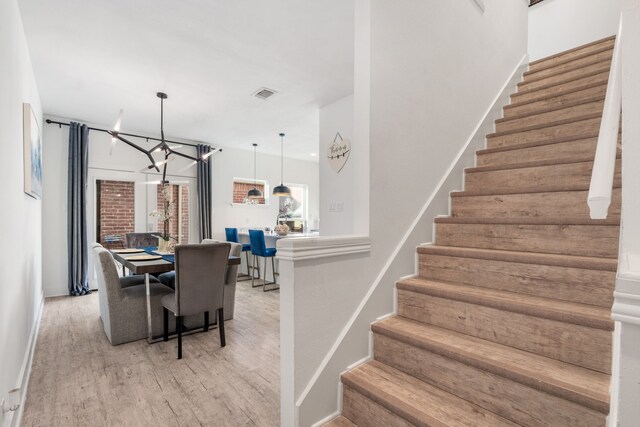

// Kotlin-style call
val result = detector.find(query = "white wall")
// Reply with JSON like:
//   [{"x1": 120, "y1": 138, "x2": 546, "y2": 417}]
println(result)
[
  {"x1": 0, "y1": 1, "x2": 43, "y2": 425},
  {"x1": 211, "y1": 146, "x2": 319, "y2": 240},
  {"x1": 286, "y1": 1, "x2": 529, "y2": 425},
  {"x1": 42, "y1": 120, "x2": 319, "y2": 296},
  {"x1": 528, "y1": 0, "x2": 622, "y2": 61},
  {"x1": 319, "y1": 95, "x2": 355, "y2": 235},
  {"x1": 610, "y1": 1, "x2": 640, "y2": 425}
]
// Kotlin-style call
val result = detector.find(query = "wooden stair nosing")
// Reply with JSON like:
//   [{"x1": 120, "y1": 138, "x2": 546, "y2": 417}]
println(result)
[
  {"x1": 512, "y1": 69, "x2": 610, "y2": 100},
  {"x1": 372, "y1": 317, "x2": 610, "y2": 414},
  {"x1": 487, "y1": 112, "x2": 602, "y2": 139},
  {"x1": 478, "y1": 132, "x2": 600, "y2": 155},
  {"x1": 434, "y1": 216, "x2": 620, "y2": 226},
  {"x1": 396, "y1": 277, "x2": 613, "y2": 331},
  {"x1": 497, "y1": 95, "x2": 606, "y2": 124},
  {"x1": 342, "y1": 361, "x2": 519, "y2": 427},
  {"x1": 323, "y1": 416, "x2": 357, "y2": 427},
  {"x1": 466, "y1": 156, "x2": 608, "y2": 174},
  {"x1": 450, "y1": 181, "x2": 621, "y2": 197},
  {"x1": 517, "y1": 58, "x2": 611, "y2": 89},
  {"x1": 506, "y1": 81, "x2": 608, "y2": 111},
  {"x1": 529, "y1": 36, "x2": 615, "y2": 67},
  {"x1": 521, "y1": 56, "x2": 612, "y2": 87},
  {"x1": 416, "y1": 245, "x2": 618, "y2": 272},
  {"x1": 525, "y1": 43, "x2": 614, "y2": 77}
]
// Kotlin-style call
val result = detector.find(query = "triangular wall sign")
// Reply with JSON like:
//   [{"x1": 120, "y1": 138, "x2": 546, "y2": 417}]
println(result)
[{"x1": 327, "y1": 132, "x2": 351, "y2": 173}]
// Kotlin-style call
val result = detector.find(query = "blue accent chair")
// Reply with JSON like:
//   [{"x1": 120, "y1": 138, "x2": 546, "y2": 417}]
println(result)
[
  {"x1": 225, "y1": 228, "x2": 255, "y2": 280},
  {"x1": 248, "y1": 229, "x2": 278, "y2": 292}
]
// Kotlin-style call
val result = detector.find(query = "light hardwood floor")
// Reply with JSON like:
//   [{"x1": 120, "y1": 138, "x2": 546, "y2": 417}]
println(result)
[{"x1": 22, "y1": 281, "x2": 280, "y2": 427}]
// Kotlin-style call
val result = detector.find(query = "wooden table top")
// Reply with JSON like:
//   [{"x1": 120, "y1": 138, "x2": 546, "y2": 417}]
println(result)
[{"x1": 112, "y1": 251, "x2": 240, "y2": 275}]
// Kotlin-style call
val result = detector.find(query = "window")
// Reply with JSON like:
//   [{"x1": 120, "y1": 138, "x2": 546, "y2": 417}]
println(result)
[
  {"x1": 278, "y1": 184, "x2": 307, "y2": 232},
  {"x1": 154, "y1": 183, "x2": 190, "y2": 245},
  {"x1": 96, "y1": 179, "x2": 135, "y2": 248},
  {"x1": 233, "y1": 178, "x2": 267, "y2": 205}
]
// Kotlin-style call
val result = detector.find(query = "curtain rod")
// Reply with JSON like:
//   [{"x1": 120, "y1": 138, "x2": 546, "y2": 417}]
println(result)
[{"x1": 45, "y1": 119, "x2": 212, "y2": 149}]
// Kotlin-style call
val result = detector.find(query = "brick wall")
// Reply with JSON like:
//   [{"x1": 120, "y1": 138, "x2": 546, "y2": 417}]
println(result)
[
  {"x1": 156, "y1": 184, "x2": 189, "y2": 245},
  {"x1": 233, "y1": 181, "x2": 266, "y2": 204},
  {"x1": 96, "y1": 180, "x2": 135, "y2": 246}
]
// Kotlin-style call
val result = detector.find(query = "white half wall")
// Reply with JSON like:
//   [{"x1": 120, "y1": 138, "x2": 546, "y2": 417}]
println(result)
[
  {"x1": 0, "y1": 1, "x2": 43, "y2": 425},
  {"x1": 319, "y1": 95, "x2": 355, "y2": 235},
  {"x1": 528, "y1": 0, "x2": 622, "y2": 61}
]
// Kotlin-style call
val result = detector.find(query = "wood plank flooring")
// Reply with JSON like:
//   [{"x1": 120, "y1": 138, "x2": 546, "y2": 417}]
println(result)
[{"x1": 22, "y1": 281, "x2": 280, "y2": 427}]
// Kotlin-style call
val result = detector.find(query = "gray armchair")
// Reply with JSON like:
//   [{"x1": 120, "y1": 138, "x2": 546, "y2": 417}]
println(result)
[
  {"x1": 161, "y1": 243, "x2": 231, "y2": 359},
  {"x1": 93, "y1": 246, "x2": 174, "y2": 345}
]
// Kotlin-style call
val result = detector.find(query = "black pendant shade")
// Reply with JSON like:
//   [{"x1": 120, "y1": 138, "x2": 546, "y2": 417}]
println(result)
[{"x1": 273, "y1": 132, "x2": 291, "y2": 197}]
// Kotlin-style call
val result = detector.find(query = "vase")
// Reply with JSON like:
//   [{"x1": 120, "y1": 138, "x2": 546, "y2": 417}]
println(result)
[
  {"x1": 158, "y1": 238, "x2": 171, "y2": 253},
  {"x1": 274, "y1": 223, "x2": 290, "y2": 236}
]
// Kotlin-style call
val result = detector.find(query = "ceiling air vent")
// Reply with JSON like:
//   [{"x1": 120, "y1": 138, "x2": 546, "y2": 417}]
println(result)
[{"x1": 253, "y1": 87, "x2": 277, "y2": 100}]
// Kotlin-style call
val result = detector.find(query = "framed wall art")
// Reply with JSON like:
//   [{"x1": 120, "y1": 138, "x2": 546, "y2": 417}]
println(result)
[{"x1": 23, "y1": 103, "x2": 42, "y2": 199}]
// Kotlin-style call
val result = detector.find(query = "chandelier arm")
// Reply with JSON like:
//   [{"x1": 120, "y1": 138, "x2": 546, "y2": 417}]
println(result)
[
  {"x1": 110, "y1": 131, "x2": 160, "y2": 172},
  {"x1": 167, "y1": 148, "x2": 199, "y2": 162}
]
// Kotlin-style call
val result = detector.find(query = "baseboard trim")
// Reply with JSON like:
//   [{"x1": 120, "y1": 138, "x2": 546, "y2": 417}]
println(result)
[{"x1": 11, "y1": 294, "x2": 44, "y2": 427}]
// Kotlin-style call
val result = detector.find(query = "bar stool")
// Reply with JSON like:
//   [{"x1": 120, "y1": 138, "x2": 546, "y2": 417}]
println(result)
[
  {"x1": 225, "y1": 227, "x2": 257, "y2": 281},
  {"x1": 248, "y1": 229, "x2": 279, "y2": 292}
]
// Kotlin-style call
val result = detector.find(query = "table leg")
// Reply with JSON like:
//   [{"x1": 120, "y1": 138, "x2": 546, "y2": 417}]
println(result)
[{"x1": 145, "y1": 273, "x2": 153, "y2": 343}]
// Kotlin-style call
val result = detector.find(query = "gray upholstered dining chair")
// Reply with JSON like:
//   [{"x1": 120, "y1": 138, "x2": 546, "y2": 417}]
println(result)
[
  {"x1": 161, "y1": 243, "x2": 231, "y2": 359},
  {"x1": 92, "y1": 242, "x2": 160, "y2": 288},
  {"x1": 93, "y1": 246, "x2": 174, "y2": 345}
]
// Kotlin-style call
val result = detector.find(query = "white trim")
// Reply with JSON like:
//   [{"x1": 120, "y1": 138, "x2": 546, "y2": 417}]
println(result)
[
  {"x1": 588, "y1": 16, "x2": 622, "y2": 219},
  {"x1": 295, "y1": 54, "x2": 529, "y2": 421},
  {"x1": 612, "y1": 291, "x2": 640, "y2": 325},
  {"x1": 11, "y1": 295, "x2": 44, "y2": 427},
  {"x1": 276, "y1": 235, "x2": 371, "y2": 261}
]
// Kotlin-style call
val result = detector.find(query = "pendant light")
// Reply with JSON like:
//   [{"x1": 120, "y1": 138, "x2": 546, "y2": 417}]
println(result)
[
  {"x1": 272, "y1": 132, "x2": 291, "y2": 197},
  {"x1": 247, "y1": 143, "x2": 263, "y2": 200}
]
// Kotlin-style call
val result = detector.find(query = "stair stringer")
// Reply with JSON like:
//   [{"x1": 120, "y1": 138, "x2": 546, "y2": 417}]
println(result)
[{"x1": 303, "y1": 55, "x2": 529, "y2": 427}]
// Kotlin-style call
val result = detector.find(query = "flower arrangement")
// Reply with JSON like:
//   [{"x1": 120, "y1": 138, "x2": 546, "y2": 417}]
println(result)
[{"x1": 150, "y1": 184, "x2": 174, "y2": 252}]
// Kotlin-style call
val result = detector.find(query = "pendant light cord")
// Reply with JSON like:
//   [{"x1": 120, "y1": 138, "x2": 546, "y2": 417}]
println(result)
[
  {"x1": 253, "y1": 143, "x2": 257, "y2": 186},
  {"x1": 280, "y1": 133, "x2": 285, "y2": 184}
]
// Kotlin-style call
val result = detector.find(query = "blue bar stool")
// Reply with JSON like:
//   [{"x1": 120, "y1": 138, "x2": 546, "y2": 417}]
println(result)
[
  {"x1": 248, "y1": 229, "x2": 279, "y2": 292},
  {"x1": 225, "y1": 227, "x2": 256, "y2": 281}
]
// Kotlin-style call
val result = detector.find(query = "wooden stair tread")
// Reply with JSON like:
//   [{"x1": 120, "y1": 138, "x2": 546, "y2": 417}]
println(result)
[
  {"x1": 477, "y1": 132, "x2": 615, "y2": 155},
  {"x1": 466, "y1": 156, "x2": 612, "y2": 174},
  {"x1": 435, "y1": 216, "x2": 619, "y2": 226},
  {"x1": 498, "y1": 96, "x2": 605, "y2": 123},
  {"x1": 525, "y1": 43, "x2": 613, "y2": 77},
  {"x1": 522, "y1": 55, "x2": 612, "y2": 86},
  {"x1": 505, "y1": 81, "x2": 607, "y2": 111},
  {"x1": 518, "y1": 59, "x2": 611, "y2": 90},
  {"x1": 529, "y1": 35, "x2": 616, "y2": 70},
  {"x1": 513, "y1": 69, "x2": 609, "y2": 100},
  {"x1": 342, "y1": 361, "x2": 518, "y2": 427},
  {"x1": 417, "y1": 244, "x2": 617, "y2": 271},
  {"x1": 373, "y1": 316, "x2": 610, "y2": 413},
  {"x1": 487, "y1": 112, "x2": 601, "y2": 138},
  {"x1": 397, "y1": 277, "x2": 613, "y2": 330},
  {"x1": 324, "y1": 416, "x2": 357, "y2": 427}
]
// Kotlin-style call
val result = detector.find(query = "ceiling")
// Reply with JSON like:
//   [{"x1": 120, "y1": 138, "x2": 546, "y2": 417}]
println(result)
[{"x1": 18, "y1": 0, "x2": 354, "y2": 161}]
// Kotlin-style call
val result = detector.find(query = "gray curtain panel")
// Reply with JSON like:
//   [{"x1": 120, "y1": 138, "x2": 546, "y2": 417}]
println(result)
[
  {"x1": 197, "y1": 144, "x2": 212, "y2": 240},
  {"x1": 68, "y1": 122, "x2": 91, "y2": 296}
]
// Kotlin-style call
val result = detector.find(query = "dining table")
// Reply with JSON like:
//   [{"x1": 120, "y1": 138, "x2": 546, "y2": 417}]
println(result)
[{"x1": 111, "y1": 248, "x2": 241, "y2": 343}]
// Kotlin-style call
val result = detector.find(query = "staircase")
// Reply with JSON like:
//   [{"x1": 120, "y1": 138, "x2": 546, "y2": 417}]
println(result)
[{"x1": 327, "y1": 36, "x2": 620, "y2": 427}]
